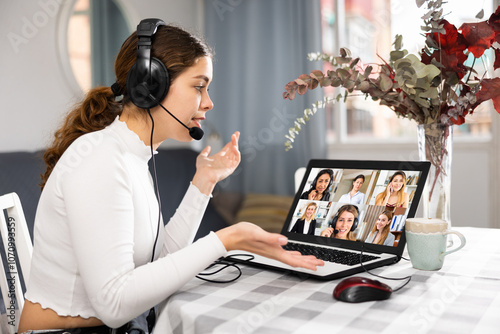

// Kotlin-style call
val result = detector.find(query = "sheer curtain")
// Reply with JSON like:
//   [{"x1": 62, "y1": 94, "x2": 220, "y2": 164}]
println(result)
[{"x1": 204, "y1": 0, "x2": 325, "y2": 196}]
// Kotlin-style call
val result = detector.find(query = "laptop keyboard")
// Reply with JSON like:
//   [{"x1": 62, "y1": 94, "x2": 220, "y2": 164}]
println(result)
[{"x1": 283, "y1": 243, "x2": 380, "y2": 266}]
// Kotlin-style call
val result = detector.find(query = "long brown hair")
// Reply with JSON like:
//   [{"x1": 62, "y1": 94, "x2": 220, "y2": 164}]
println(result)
[{"x1": 40, "y1": 24, "x2": 212, "y2": 189}]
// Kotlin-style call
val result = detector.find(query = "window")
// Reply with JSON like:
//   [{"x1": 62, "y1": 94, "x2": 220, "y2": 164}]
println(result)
[
  {"x1": 67, "y1": 0, "x2": 131, "y2": 92},
  {"x1": 321, "y1": 0, "x2": 494, "y2": 142},
  {"x1": 68, "y1": 0, "x2": 91, "y2": 92}
]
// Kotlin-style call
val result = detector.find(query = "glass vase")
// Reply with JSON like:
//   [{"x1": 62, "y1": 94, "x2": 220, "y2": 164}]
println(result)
[{"x1": 417, "y1": 123, "x2": 453, "y2": 228}]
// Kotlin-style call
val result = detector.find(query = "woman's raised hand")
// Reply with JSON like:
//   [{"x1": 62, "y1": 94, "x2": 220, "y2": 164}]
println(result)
[
  {"x1": 216, "y1": 222, "x2": 324, "y2": 271},
  {"x1": 320, "y1": 227, "x2": 334, "y2": 238},
  {"x1": 307, "y1": 190, "x2": 318, "y2": 200},
  {"x1": 192, "y1": 131, "x2": 241, "y2": 195}
]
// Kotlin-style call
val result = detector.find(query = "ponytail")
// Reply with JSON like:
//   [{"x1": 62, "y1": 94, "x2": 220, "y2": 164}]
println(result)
[{"x1": 40, "y1": 87, "x2": 122, "y2": 189}]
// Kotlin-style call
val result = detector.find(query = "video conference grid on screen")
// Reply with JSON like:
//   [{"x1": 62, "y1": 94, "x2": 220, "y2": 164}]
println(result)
[{"x1": 288, "y1": 167, "x2": 423, "y2": 247}]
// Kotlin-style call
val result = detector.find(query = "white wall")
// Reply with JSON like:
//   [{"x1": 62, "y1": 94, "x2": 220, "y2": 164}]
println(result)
[{"x1": 0, "y1": 0, "x2": 202, "y2": 152}]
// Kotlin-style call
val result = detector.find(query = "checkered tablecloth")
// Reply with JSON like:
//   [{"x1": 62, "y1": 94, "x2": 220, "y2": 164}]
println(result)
[{"x1": 155, "y1": 227, "x2": 500, "y2": 333}]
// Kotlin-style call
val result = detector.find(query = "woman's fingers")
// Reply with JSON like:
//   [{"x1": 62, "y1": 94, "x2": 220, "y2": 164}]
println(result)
[
  {"x1": 220, "y1": 223, "x2": 324, "y2": 271},
  {"x1": 286, "y1": 253, "x2": 324, "y2": 270}
]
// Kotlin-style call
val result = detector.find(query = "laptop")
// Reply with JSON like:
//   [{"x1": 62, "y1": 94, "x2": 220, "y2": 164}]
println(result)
[{"x1": 227, "y1": 159, "x2": 430, "y2": 280}]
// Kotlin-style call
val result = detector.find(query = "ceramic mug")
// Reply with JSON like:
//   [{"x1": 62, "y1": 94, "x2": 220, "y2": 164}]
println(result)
[{"x1": 405, "y1": 218, "x2": 466, "y2": 270}]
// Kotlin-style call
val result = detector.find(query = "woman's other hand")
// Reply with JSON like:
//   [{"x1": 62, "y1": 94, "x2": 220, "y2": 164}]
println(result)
[
  {"x1": 320, "y1": 227, "x2": 334, "y2": 238},
  {"x1": 308, "y1": 190, "x2": 318, "y2": 200},
  {"x1": 192, "y1": 131, "x2": 240, "y2": 195},
  {"x1": 216, "y1": 222, "x2": 324, "y2": 271}
]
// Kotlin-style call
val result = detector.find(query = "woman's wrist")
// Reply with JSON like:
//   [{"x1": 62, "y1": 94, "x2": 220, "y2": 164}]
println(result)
[
  {"x1": 192, "y1": 172, "x2": 217, "y2": 196},
  {"x1": 215, "y1": 225, "x2": 238, "y2": 251}
]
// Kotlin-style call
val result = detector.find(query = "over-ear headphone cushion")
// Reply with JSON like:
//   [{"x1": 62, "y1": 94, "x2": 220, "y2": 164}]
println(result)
[
  {"x1": 127, "y1": 57, "x2": 169, "y2": 109},
  {"x1": 351, "y1": 217, "x2": 358, "y2": 231}
]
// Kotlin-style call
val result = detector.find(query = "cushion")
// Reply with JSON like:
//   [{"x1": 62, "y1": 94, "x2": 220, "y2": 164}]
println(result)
[{"x1": 234, "y1": 193, "x2": 294, "y2": 233}]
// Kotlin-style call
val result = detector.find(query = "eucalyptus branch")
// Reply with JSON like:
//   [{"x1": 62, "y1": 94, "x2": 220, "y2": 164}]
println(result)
[{"x1": 285, "y1": 96, "x2": 335, "y2": 151}]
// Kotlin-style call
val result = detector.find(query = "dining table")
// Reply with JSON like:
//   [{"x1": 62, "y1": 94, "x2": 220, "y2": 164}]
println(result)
[{"x1": 154, "y1": 226, "x2": 500, "y2": 333}]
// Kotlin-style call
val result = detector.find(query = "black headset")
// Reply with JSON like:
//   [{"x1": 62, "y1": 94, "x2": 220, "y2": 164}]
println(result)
[
  {"x1": 330, "y1": 204, "x2": 359, "y2": 232},
  {"x1": 126, "y1": 19, "x2": 169, "y2": 332},
  {"x1": 126, "y1": 18, "x2": 169, "y2": 109}
]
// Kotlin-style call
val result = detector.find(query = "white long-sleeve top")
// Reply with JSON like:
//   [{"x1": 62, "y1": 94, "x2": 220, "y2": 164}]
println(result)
[{"x1": 25, "y1": 117, "x2": 227, "y2": 328}]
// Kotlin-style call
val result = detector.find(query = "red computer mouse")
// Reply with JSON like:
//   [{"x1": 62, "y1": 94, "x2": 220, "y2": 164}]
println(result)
[{"x1": 333, "y1": 276, "x2": 392, "y2": 303}]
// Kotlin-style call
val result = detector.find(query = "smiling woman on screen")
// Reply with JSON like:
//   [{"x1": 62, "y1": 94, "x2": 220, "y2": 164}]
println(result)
[
  {"x1": 320, "y1": 204, "x2": 358, "y2": 241},
  {"x1": 300, "y1": 169, "x2": 334, "y2": 201},
  {"x1": 374, "y1": 171, "x2": 409, "y2": 209}
]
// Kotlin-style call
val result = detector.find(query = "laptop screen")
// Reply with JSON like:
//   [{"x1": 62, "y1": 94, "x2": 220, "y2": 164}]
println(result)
[{"x1": 283, "y1": 160, "x2": 430, "y2": 252}]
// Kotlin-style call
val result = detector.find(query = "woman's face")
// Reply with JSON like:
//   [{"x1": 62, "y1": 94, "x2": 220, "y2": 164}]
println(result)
[
  {"x1": 376, "y1": 214, "x2": 390, "y2": 231},
  {"x1": 315, "y1": 173, "x2": 331, "y2": 194},
  {"x1": 390, "y1": 175, "x2": 405, "y2": 192},
  {"x1": 157, "y1": 56, "x2": 214, "y2": 142},
  {"x1": 335, "y1": 211, "x2": 355, "y2": 239},
  {"x1": 352, "y1": 177, "x2": 364, "y2": 192},
  {"x1": 305, "y1": 205, "x2": 316, "y2": 219}
]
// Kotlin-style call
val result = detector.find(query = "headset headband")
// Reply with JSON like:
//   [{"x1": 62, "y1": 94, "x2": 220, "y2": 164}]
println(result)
[{"x1": 126, "y1": 18, "x2": 169, "y2": 109}]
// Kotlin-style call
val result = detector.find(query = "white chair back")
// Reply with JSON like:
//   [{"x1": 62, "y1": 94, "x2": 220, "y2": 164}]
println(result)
[
  {"x1": 294, "y1": 167, "x2": 307, "y2": 193},
  {"x1": 0, "y1": 192, "x2": 33, "y2": 334}
]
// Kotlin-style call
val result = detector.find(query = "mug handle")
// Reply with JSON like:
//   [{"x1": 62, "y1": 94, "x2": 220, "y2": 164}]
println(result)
[{"x1": 442, "y1": 230, "x2": 466, "y2": 258}]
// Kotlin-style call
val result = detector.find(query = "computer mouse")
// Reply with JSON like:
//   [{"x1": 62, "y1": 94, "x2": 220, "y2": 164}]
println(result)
[{"x1": 333, "y1": 276, "x2": 392, "y2": 303}]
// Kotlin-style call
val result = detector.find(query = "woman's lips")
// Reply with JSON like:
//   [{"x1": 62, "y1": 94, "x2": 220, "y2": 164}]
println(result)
[{"x1": 192, "y1": 117, "x2": 204, "y2": 128}]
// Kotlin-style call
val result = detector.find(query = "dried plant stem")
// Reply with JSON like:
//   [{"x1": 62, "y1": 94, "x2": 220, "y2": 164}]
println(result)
[
  {"x1": 422, "y1": 125, "x2": 450, "y2": 201},
  {"x1": 425, "y1": 136, "x2": 448, "y2": 200}
]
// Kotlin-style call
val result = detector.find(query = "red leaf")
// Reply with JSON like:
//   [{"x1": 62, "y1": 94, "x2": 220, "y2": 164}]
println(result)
[
  {"x1": 442, "y1": 104, "x2": 467, "y2": 125},
  {"x1": 494, "y1": 48, "x2": 500, "y2": 70},
  {"x1": 449, "y1": 115, "x2": 466, "y2": 125},
  {"x1": 460, "y1": 21, "x2": 495, "y2": 58},
  {"x1": 421, "y1": 48, "x2": 468, "y2": 79},
  {"x1": 423, "y1": 20, "x2": 470, "y2": 79},
  {"x1": 476, "y1": 77, "x2": 500, "y2": 114},
  {"x1": 488, "y1": 6, "x2": 500, "y2": 32},
  {"x1": 436, "y1": 20, "x2": 468, "y2": 56},
  {"x1": 488, "y1": 8, "x2": 500, "y2": 46}
]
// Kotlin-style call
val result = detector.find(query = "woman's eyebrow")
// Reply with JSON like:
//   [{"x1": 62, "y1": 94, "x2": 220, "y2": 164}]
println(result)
[{"x1": 192, "y1": 75, "x2": 210, "y2": 82}]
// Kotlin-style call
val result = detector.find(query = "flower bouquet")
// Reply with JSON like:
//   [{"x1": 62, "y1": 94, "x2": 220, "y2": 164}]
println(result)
[{"x1": 282, "y1": 0, "x2": 500, "y2": 222}]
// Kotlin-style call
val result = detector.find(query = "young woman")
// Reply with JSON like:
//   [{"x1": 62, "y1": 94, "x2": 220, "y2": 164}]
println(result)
[
  {"x1": 374, "y1": 171, "x2": 409, "y2": 209},
  {"x1": 300, "y1": 169, "x2": 333, "y2": 201},
  {"x1": 18, "y1": 22, "x2": 323, "y2": 333},
  {"x1": 290, "y1": 202, "x2": 317, "y2": 235},
  {"x1": 338, "y1": 174, "x2": 365, "y2": 205},
  {"x1": 320, "y1": 204, "x2": 358, "y2": 241},
  {"x1": 365, "y1": 211, "x2": 395, "y2": 246}
]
